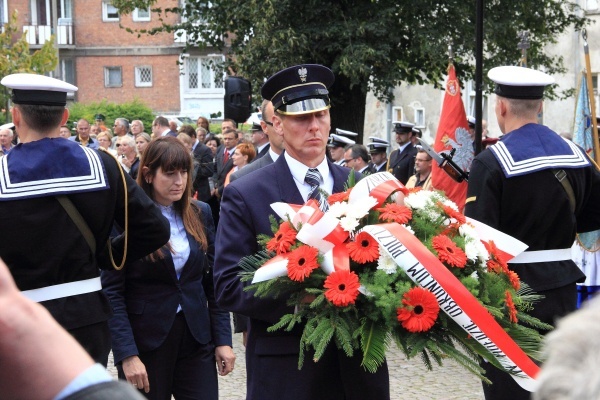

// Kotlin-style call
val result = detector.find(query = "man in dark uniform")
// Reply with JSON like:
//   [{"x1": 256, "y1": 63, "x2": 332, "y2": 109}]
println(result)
[
  {"x1": 214, "y1": 64, "x2": 390, "y2": 400},
  {"x1": 388, "y1": 121, "x2": 418, "y2": 184},
  {"x1": 327, "y1": 133, "x2": 355, "y2": 166},
  {"x1": 0, "y1": 73, "x2": 170, "y2": 366},
  {"x1": 367, "y1": 137, "x2": 390, "y2": 173},
  {"x1": 465, "y1": 66, "x2": 600, "y2": 400}
]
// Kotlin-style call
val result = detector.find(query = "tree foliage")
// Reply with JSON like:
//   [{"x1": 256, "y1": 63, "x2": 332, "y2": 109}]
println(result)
[
  {"x1": 112, "y1": 0, "x2": 587, "y2": 133},
  {"x1": 0, "y1": 11, "x2": 58, "y2": 123}
]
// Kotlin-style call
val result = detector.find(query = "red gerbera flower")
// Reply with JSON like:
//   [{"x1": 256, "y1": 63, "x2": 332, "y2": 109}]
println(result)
[
  {"x1": 483, "y1": 241, "x2": 510, "y2": 274},
  {"x1": 440, "y1": 203, "x2": 466, "y2": 224},
  {"x1": 432, "y1": 235, "x2": 467, "y2": 268},
  {"x1": 347, "y1": 231, "x2": 380, "y2": 264},
  {"x1": 286, "y1": 245, "x2": 319, "y2": 282},
  {"x1": 324, "y1": 269, "x2": 361, "y2": 307},
  {"x1": 505, "y1": 291, "x2": 518, "y2": 323},
  {"x1": 327, "y1": 188, "x2": 352, "y2": 205},
  {"x1": 377, "y1": 203, "x2": 413, "y2": 224},
  {"x1": 507, "y1": 270, "x2": 521, "y2": 291},
  {"x1": 266, "y1": 221, "x2": 297, "y2": 255},
  {"x1": 397, "y1": 287, "x2": 440, "y2": 332}
]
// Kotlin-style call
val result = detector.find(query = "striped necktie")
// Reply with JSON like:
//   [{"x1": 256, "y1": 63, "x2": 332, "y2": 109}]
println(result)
[{"x1": 305, "y1": 168, "x2": 329, "y2": 212}]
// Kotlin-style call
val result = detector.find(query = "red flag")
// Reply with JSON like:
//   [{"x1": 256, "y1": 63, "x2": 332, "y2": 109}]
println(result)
[{"x1": 431, "y1": 64, "x2": 473, "y2": 210}]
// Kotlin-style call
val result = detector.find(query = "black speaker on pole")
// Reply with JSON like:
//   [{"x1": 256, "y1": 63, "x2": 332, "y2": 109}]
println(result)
[{"x1": 224, "y1": 77, "x2": 252, "y2": 124}]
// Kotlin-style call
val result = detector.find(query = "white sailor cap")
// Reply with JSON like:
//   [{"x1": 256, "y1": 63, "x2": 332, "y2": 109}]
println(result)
[
  {"x1": 467, "y1": 115, "x2": 476, "y2": 128},
  {"x1": 335, "y1": 128, "x2": 358, "y2": 138},
  {"x1": 488, "y1": 66, "x2": 554, "y2": 100},
  {"x1": 368, "y1": 136, "x2": 390, "y2": 153},
  {"x1": 327, "y1": 134, "x2": 355, "y2": 148},
  {"x1": 1, "y1": 73, "x2": 78, "y2": 106},
  {"x1": 0, "y1": 123, "x2": 15, "y2": 131},
  {"x1": 392, "y1": 121, "x2": 414, "y2": 134}
]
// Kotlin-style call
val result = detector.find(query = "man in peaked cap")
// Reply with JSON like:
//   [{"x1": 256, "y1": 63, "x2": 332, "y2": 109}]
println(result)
[
  {"x1": 250, "y1": 121, "x2": 270, "y2": 160},
  {"x1": 368, "y1": 137, "x2": 390, "y2": 173},
  {"x1": 388, "y1": 121, "x2": 418, "y2": 184},
  {"x1": 465, "y1": 66, "x2": 600, "y2": 400},
  {"x1": 0, "y1": 74, "x2": 169, "y2": 369},
  {"x1": 327, "y1": 133, "x2": 355, "y2": 165},
  {"x1": 214, "y1": 64, "x2": 390, "y2": 400}
]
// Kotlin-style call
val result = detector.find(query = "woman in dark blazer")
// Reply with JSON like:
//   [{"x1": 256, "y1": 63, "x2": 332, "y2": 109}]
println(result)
[{"x1": 102, "y1": 137, "x2": 235, "y2": 399}]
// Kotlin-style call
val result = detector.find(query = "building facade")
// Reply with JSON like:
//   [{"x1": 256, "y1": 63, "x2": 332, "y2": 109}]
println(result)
[{"x1": 3, "y1": 0, "x2": 226, "y2": 120}]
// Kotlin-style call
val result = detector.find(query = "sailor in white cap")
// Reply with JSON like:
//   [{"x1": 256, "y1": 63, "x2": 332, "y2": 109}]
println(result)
[
  {"x1": 367, "y1": 136, "x2": 390, "y2": 173},
  {"x1": 327, "y1": 133, "x2": 355, "y2": 165},
  {"x1": 465, "y1": 66, "x2": 600, "y2": 400},
  {"x1": 388, "y1": 121, "x2": 418, "y2": 184},
  {"x1": 0, "y1": 73, "x2": 169, "y2": 366},
  {"x1": 214, "y1": 64, "x2": 390, "y2": 400}
]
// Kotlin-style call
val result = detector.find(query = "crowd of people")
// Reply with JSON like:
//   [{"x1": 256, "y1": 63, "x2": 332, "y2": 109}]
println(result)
[{"x1": 1, "y1": 61, "x2": 600, "y2": 400}]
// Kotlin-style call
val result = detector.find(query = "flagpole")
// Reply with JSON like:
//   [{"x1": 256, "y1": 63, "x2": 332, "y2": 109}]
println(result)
[
  {"x1": 474, "y1": 0, "x2": 483, "y2": 156},
  {"x1": 583, "y1": 28, "x2": 600, "y2": 164}
]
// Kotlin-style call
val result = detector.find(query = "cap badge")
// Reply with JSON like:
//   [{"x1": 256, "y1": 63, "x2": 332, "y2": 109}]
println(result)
[{"x1": 298, "y1": 67, "x2": 308, "y2": 83}]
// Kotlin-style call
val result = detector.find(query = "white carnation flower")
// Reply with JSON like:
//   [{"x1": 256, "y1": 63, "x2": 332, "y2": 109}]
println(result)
[
  {"x1": 339, "y1": 216, "x2": 360, "y2": 233},
  {"x1": 459, "y1": 223, "x2": 479, "y2": 243},
  {"x1": 404, "y1": 191, "x2": 428, "y2": 210},
  {"x1": 465, "y1": 241, "x2": 480, "y2": 261},
  {"x1": 328, "y1": 202, "x2": 348, "y2": 219},
  {"x1": 377, "y1": 252, "x2": 398, "y2": 274},
  {"x1": 347, "y1": 196, "x2": 378, "y2": 220},
  {"x1": 442, "y1": 199, "x2": 459, "y2": 211}
]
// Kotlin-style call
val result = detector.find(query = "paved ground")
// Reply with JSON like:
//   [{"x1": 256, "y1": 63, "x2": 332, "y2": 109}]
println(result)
[{"x1": 108, "y1": 328, "x2": 485, "y2": 400}]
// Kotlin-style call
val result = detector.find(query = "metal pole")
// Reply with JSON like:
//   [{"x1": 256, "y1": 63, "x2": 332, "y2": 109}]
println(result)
[
  {"x1": 52, "y1": 0, "x2": 59, "y2": 78},
  {"x1": 474, "y1": 0, "x2": 483, "y2": 155},
  {"x1": 583, "y1": 29, "x2": 600, "y2": 164}
]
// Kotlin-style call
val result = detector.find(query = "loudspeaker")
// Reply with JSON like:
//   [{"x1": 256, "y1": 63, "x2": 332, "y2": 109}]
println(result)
[{"x1": 224, "y1": 77, "x2": 252, "y2": 124}]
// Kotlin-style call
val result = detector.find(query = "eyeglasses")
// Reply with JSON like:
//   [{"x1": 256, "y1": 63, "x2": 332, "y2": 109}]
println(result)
[
  {"x1": 264, "y1": 121, "x2": 273, "y2": 126},
  {"x1": 344, "y1": 158, "x2": 356, "y2": 164}
]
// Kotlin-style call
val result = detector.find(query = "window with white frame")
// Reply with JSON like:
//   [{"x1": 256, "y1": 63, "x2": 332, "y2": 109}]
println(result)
[
  {"x1": 1, "y1": 0, "x2": 8, "y2": 27},
  {"x1": 135, "y1": 66, "x2": 152, "y2": 87},
  {"x1": 102, "y1": 1, "x2": 119, "y2": 22},
  {"x1": 414, "y1": 107, "x2": 425, "y2": 127},
  {"x1": 133, "y1": 7, "x2": 150, "y2": 21},
  {"x1": 587, "y1": 0, "x2": 599, "y2": 11},
  {"x1": 466, "y1": 80, "x2": 488, "y2": 121},
  {"x1": 185, "y1": 55, "x2": 224, "y2": 91},
  {"x1": 392, "y1": 106, "x2": 403, "y2": 122},
  {"x1": 104, "y1": 66, "x2": 122, "y2": 87}
]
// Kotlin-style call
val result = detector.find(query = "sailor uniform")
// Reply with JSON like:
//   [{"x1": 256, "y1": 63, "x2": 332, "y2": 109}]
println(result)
[
  {"x1": 0, "y1": 138, "x2": 170, "y2": 364},
  {"x1": 465, "y1": 124, "x2": 600, "y2": 400}
]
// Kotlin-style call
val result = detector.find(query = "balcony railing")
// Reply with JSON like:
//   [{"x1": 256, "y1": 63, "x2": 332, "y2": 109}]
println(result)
[{"x1": 23, "y1": 18, "x2": 73, "y2": 46}]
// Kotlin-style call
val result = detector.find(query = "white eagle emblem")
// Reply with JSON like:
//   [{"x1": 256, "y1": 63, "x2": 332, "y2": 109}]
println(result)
[
  {"x1": 440, "y1": 127, "x2": 474, "y2": 172},
  {"x1": 298, "y1": 67, "x2": 308, "y2": 82}
]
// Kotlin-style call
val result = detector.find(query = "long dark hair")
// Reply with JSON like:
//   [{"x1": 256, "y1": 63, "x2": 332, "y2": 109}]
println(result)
[{"x1": 138, "y1": 137, "x2": 207, "y2": 256}]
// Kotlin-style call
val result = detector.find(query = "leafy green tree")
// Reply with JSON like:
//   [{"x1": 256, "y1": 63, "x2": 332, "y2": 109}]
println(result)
[
  {"x1": 0, "y1": 11, "x2": 58, "y2": 123},
  {"x1": 112, "y1": 0, "x2": 586, "y2": 135}
]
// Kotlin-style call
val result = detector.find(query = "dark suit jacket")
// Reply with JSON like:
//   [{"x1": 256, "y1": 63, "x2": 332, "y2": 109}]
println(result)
[
  {"x1": 388, "y1": 143, "x2": 418, "y2": 185},
  {"x1": 214, "y1": 156, "x2": 389, "y2": 400},
  {"x1": 102, "y1": 201, "x2": 232, "y2": 365},
  {"x1": 192, "y1": 143, "x2": 214, "y2": 202},
  {"x1": 229, "y1": 152, "x2": 275, "y2": 183},
  {"x1": 254, "y1": 143, "x2": 270, "y2": 161},
  {"x1": 214, "y1": 145, "x2": 234, "y2": 196}
]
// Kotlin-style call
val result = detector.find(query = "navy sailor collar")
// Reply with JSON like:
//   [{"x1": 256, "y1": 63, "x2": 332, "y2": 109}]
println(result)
[
  {"x1": 489, "y1": 123, "x2": 589, "y2": 178},
  {"x1": 0, "y1": 137, "x2": 109, "y2": 200}
]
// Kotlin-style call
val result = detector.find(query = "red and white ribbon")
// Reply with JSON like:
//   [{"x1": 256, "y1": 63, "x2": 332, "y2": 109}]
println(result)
[{"x1": 362, "y1": 223, "x2": 538, "y2": 391}]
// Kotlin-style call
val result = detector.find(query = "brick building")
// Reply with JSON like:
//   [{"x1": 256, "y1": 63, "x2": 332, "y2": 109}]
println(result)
[{"x1": 2, "y1": 0, "x2": 226, "y2": 119}]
